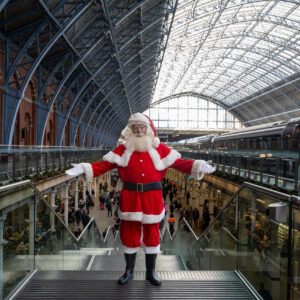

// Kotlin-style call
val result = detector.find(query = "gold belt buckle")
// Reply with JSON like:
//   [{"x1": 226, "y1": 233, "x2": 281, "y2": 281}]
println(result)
[{"x1": 137, "y1": 183, "x2": 143, "y2": 192}]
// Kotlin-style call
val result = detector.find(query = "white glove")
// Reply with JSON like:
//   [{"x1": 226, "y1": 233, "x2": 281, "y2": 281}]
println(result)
[
  {"x1": 65, "y1": 163, "x2": 84, "y2": 176},
  {"x1": 199, "y1": 160, "x2": 216, "y2": 174}
]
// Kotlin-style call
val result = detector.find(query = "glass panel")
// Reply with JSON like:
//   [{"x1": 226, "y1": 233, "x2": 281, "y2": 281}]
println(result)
[
  {"x1": 237, "y1": 187, "x2": 290, "y2": 300},
  {"x1": 1, "y1": 184, "x2": 35, "y2": 298},
  {"x1": 0, "y1": 181, "x2": 106, "y2": 298},
  {"x1": 161, "y1": 183, "x2": 293, "y2": 300}
]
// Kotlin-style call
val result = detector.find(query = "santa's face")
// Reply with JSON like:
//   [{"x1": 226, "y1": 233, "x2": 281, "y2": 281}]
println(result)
[{"x1": 132, "y1": 124, "x2": 147, "y2": 137}]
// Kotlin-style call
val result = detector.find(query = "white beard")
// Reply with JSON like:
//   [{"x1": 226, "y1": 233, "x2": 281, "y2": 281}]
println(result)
[{"x1": 124, "y1": 134, "x2": 154, "y2": 152}]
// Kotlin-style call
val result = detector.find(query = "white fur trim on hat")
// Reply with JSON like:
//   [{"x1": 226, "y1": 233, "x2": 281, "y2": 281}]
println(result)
[
  {"x1": 123, "y1": 245, "x2": 139, "y2": 254},
  {"x1": 148, "y1": 148, "x2": 181, "y2": 171},
  {"x1": 122, "y1": 113, "x2": 155, "y2": 139},
  {"x1": 80, "y1": 163, "x2": 94, "y2": 183},
  {"x1": 128, "y1": 113, "x2": 150, "y2": 125},
  {"x1": 144, "y1": 244, "x2": 160, "y2": 254},
  {"x1": 191, "y1": 160, "x2": 205, "y2": 180}
]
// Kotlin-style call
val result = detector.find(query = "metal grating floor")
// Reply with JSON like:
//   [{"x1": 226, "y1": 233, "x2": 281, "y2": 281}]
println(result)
[
  {"x1": 91, "y1": 254, "x2": 185, "y2": 271},
  {"x1": 12, "y1": 271, "x2": 257, "y2": 299}
]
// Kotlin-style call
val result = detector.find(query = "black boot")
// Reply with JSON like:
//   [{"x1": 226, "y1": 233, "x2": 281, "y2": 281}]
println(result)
[
  {"x1": 118, "y1": 253, "x2": 136, "y2": 285},
  {"x1": 145, "y1": 254, "x2": 162, "y2": 286}
]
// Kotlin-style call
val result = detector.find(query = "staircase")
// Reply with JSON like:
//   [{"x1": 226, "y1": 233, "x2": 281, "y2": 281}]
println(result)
[{"x1": 10, "y1": 248, "x2": 259, "y2": 299}]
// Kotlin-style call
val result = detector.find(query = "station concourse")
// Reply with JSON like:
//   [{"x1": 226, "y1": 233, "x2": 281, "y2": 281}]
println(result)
[{"x1": 0, "y1": 0, "x2": 299, "y2": 299}]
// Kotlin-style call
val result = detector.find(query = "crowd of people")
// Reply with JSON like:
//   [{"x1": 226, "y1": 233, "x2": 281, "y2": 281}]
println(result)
[{"x1": 159, "y1": 178, "x2": 213, "y2": 237}]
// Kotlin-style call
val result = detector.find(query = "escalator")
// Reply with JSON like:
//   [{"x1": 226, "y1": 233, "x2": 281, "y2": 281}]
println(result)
[{"x1": 1, "y1": 181, "x2": 299, "y2": 299}]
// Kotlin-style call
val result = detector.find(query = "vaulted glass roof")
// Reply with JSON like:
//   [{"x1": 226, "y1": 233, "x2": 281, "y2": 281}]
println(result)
[{"x1": 153, "y1": 0, "x2": 300, "y2": 124}]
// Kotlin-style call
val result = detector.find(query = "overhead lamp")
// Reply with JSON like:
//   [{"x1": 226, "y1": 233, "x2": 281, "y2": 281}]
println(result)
[
  {"x1": 259, "y1": 154, "x2": 266, "y2": 158},
  {"x1": 267, "y1": 153, "x2": 272, "y2": 158}
]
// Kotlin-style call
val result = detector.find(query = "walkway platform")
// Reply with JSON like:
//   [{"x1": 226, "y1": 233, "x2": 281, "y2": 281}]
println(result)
[{"x1": 13, "y1": 270, "x2": 257, "y2": 299}]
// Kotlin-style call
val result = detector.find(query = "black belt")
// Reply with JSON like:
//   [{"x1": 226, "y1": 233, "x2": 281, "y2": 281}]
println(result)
[{"x1": 124, "y1": 181, "x2": 162, "y2": 192}]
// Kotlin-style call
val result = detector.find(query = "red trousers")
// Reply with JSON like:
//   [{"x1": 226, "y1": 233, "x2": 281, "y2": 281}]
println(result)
[{"x1": 120, "y1": 220, "x2": 160, "y2": 253}]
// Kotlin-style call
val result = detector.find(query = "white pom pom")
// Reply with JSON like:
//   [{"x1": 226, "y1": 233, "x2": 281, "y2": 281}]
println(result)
[{"x1": 152, "y1": 137, "x2": 160, "y2": 148}]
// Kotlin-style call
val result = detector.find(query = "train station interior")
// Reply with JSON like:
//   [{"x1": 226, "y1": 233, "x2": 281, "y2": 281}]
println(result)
[{"x1": 0, "y1": 0, "x2": 299, "y2": 299}]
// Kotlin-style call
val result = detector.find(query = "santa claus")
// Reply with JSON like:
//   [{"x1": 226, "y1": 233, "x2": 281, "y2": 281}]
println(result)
[{"x1": 66, "y1": 113, "x2": 215, "y2": 286}]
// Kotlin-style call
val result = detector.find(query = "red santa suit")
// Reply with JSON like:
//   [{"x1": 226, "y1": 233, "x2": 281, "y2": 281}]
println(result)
[{"x1": 81, "y1": 142, "x2": 208, "y2": 254}]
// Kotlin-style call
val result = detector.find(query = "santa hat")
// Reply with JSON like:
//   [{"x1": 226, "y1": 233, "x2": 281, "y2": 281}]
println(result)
[{"x1": 122, "y1": 113, "x2": 160, "y2": 148}]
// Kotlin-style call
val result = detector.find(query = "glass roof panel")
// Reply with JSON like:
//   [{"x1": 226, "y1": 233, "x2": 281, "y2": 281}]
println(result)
[{"x1": 152, "y1": 0, "x2": 300, "y2": 108}]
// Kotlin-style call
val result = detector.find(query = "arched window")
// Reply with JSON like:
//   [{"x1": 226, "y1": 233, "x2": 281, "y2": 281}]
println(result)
[{"x1": 144, "y1": 95, "x2": 243, "y2": 130}]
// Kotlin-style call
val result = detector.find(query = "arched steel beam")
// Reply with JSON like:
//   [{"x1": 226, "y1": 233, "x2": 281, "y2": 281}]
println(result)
[
  {"x1": 39, "y1": 55, "x2": 113, "y2": 145},
  {"x1": 127, "y1": 73, "x2": 156, "y2": 96},
  {"x1": 161, "y1": 52, "x2": 297, "y2": 103},
  {"x1": 3, "y1": 1, "x2": 93, "y2": 145},
  {"x1": 97, "y1": 103, "x2": 128, "y2": 141},
  {"x1": 95, "y1": 117, "x2": 121, "y2": 148},
  {"x1": 92, "y1": 92, "x2": 128, "y2": 143},
  {"x1": 129, "y1": 86, "x2": 153, "y2": 106},
  {"x1": 126, "y1": 65, "x2": 156, "y2": 88},
  {"x1": 70, "y1": 74, "x2": 117, "y2": 144},
  {"x1": 113, "y1": 0, "x2": 150, "y2": 27},
  {"x1": 75, "y1": 83, "x2": 122, "y2": 146},
  {"x1": 119, "y1": 15, "x2": 165, "y2": 53},
  {"x1": 96, "y1": 111, "x2": 119, "y2": 146},
  {"x1": 37, "y1": 10, "x2": 105, "y2": 103},
  {"x1": 243, "y1": 107, "x2": 300, "y2": 125},
  {"x1": 101, "y1": 0, "x2": 133, "y2": 115},
  {"x1": 171, "y1": 3, "x2": 299, "y2": 39},
  {"x1": 229, "y1": 76, "x2": 300, "y2": 112},
  {"x1": 151, "y1": 92, "x2": 230, "y2": 110},
  {"x1": 103, "y1": 107, "x2": 128, "y2": 133},
  {"x1": 149, "y1": 0, "x2": 179, "y2": 101},
  {"x1": 166, "y1": 31, "x2": 299, "y2": 59},
  {"x1": 84, "y1": 85, "x2": 125, "y2": 147},
  {"x1": 0, "y1": 1, "x2": 10, "y2": 13},
  {"x1": 124, "y1": 54, "x2": 157, "y2": 80},
  {"x1": 55, "y1": 62, "x2": 121, "y2": 146},
  {"x1": 99, "y1": 115, "x2": 124, "y2": 147},
  {"x1": 123, "y1": 37, "x2": 161, "y2": 67}
]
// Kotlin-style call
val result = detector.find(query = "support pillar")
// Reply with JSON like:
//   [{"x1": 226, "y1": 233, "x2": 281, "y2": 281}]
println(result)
[
  {"x1": 191, "y1": 185, "x2": 196, "y2": 209},
  {"x1": 29, "y1": 199, "x2": 35, "y2": 255},
  {"x1": 88, "y1": 182, "x2": 92, "y2": 196},
  {"x1": 209, "y1": 187, "x2": 214, "y2": 223},
  {"x1": 64, "y1": 184, "x2": 69, "y2": 226},
  {"x1": 50, "y1": 188, "x2": 56, "y2": 229},
  {"x1": 94, "y1": 177, "x2": 97, "y2": 201},
  {"x1": 0, "y1": 215, "x2": 7, "y2": 300},
  {"x1": 74, "y1": 179, "x2": 79, "y2": 211},
  {"x1": 83, "y1": 181, "x2": 87, "y2": 203}
]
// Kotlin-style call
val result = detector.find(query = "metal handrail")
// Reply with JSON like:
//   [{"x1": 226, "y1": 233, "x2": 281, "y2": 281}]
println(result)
[{"x1": 0, "y1": 180, "x2": 101, "y2": 243}]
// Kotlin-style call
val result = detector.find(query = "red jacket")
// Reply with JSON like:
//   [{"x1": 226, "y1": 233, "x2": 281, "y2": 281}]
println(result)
[{"x1": 86, "y1": 143, "x2": 203, "y2": 224}]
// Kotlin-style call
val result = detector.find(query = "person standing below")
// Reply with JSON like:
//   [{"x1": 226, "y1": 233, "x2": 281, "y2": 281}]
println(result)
[
  {"x1": 66, "y1": 113, "x2": 215, "y2": 286},
  {"x1": 168, "y1": 214, "x2": 176, "y2": 236},
  {"x1": 106, "y1": 198, "x2": 113, "y2": 217},
  {"x1": 186, "y1": 190, "x2": 191, "y2": 205},
  {"x1": 193, "y1": 207, "x2": 200, "y2": 229}
]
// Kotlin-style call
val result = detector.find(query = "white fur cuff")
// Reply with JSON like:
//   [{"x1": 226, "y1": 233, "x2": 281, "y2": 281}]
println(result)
[
  {"x1": 80, "y1": 163, "x2": 94, "y2": 183},
  {"x1": 191, "y1": 160, "x2": 204, "y2": 180},
  {"x1": 144, "y1": 244, "x2": 160, "y2": 254},
  {"x1": 123, "y1": 245, "x2": 139, "y2": 254}
]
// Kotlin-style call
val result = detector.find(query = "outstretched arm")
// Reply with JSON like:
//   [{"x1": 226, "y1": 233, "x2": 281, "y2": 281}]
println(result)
[
  {"x1": 66, "y1": 160, "x2": 116, "y2": 182},
  {"x1": 170, "y1": 158, "x2": 215, "y2": 180}
]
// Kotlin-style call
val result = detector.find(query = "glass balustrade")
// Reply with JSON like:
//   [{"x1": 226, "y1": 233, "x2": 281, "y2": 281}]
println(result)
[
  {"x1": 0, "y1": 180, "x2": 113, "y2": 299},
  {"x1": 161, "y1": 182, "x2": 300, "y2": 300}
]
